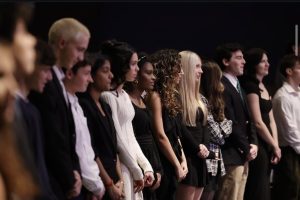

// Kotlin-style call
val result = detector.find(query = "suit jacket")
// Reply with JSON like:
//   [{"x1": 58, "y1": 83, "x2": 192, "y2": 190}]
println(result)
[
  {"x1": 221, "y1": 76, "x2": 257, "y2": 166},
  {"x1": 79, "y1": 93, "x2": 119, "y2": 182},
  {"x1": 28, "y1": 69, "x2": 79, "y2": 199}
]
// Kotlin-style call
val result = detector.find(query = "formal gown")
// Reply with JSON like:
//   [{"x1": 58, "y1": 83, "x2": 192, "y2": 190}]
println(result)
[{"x1": 101, "y1": 90, "x2": 153, "y2": 200}]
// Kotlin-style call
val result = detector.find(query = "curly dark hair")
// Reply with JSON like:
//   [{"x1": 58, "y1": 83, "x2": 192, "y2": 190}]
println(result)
[{"x1": 149, "y1": 49, "x2": 182, "y2": 117}]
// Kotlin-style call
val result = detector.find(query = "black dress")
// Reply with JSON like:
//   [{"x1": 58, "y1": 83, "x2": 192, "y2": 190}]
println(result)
[
  {"x1": 132, "y1": 103, "x2": 163, "y2": 200},
  {"x1": 155, "y1": 108, "x2": 183, "y2": 200},
  {"x1": 181, "y1": 108, "x2": 209, "y2": 187},
  {"x1": 241, "y1": 77, "x2": 273, "y2": 200}
]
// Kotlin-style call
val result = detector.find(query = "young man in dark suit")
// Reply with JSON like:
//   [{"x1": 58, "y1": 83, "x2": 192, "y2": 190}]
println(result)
[
  {"x1": 29, "y1": 18, "x2": 90, "y2": 200},
  {"x1": 214, "y1": 43, "x2": 258, "y2": 200}
]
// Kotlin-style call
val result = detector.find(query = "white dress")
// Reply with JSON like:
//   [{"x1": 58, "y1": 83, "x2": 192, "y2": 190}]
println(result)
[{"x1": 101, "y1": 90, "x2": 153, "y2": 200}]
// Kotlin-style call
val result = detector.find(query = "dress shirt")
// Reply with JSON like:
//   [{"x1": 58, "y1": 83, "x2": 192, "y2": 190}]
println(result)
[
  {"x1": 273, "y1": 82, "x2": 300, "y2": 154},
  {"x1": 223, "y1": 72, "x2": 239, "y2": 91},
  {"x1": 68, "y1": 92, "x2": 105, "y2": 195}
]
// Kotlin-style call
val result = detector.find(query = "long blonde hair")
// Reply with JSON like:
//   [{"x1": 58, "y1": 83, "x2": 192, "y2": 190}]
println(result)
[{"x1": 179, "y1": 51, "x2": 207, "y2": 126}]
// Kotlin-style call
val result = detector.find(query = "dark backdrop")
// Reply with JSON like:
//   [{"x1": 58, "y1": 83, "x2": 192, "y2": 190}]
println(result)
[{"x1": 29, "y1": 2, "x2": 299, "y2": 84}]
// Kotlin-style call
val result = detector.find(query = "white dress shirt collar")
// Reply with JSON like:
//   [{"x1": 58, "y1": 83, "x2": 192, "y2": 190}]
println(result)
[
  {"x1": 282, "y1": 82, "x2": 300, "y2": 94},
  {"x1": 67, "y1": 92, "x2": 78, "y2": 107},
  {"x1": 53, "y1": 65, "x2": 65, "y2": 81},
  {"x1": 223, "y1": 72, "x2": 238, "y2": 89}
]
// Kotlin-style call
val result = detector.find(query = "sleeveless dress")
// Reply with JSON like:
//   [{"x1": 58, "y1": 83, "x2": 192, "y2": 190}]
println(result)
[
  {"x1": 132, "y1": 103, "x2": 163, "y2": 200},
  {"x1": 156, "y1": 108, "x2": 183, "y2": 200}
]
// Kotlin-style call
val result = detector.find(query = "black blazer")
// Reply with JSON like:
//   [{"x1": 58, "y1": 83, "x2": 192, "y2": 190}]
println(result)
[
  {"x1": 221, "y1": 76, "x2": 257, "y2": 166},
  {"x1": 28, "y1": 69, "x2": 79, "y2": 199},
  {"x1": 79, "y1": 93, "x2": 119, "y2": 182}
]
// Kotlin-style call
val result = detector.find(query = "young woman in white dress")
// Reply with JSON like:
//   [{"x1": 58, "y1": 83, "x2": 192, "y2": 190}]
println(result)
[{"x1": 100, "y1": 40, "x2": 154, "y2": 200}]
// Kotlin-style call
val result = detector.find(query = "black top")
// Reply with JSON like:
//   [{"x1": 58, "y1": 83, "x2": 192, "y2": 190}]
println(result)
[
  {"x1": 79, "y1": 92, "x2": 119, "y2": 182},
  {"x1": 20, "y1": 96, "x2": 58, "y2": 200},
  {"x1": 181, "y1": 108, "x2": 209, "y2": 187},
  {"x1": 241, "y1": 77, "x2": 273, "y2": 138},
  {"x1": 161, "y1": 108, "x2": 183, "y2": 161},
  {"x1": 132, "y1": 103, "x2": 163, "y2": 175},
  {"x1": 185, "y1": 109, "x2": 210, "y2": 154}
]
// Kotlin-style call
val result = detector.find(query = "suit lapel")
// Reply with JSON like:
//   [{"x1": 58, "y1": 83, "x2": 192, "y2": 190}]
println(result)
[
  {"x1": 52, "y1": 69, "x2": 68, "y2": 109},
  {"x1": 87, "y1": 94, "x2": 116, "y2": 147},
  {"x1": 222, "y1": 76, "x2": 248, "y2": 113},
  {"x1": 101, "y1": 100, "x2": 117, "y2": 145}
]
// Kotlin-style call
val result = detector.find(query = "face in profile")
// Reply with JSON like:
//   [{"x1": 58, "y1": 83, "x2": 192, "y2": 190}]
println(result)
[
  {"x1": 60, "y1": 33, "x2": 90, "y2": 70},
  {"x1": 138, "y1": 62, "x2": 156, "y2": 91},
  {"x1": 194, "y1": 55, "x2": 203, "y2": 83},
  {"x1": 125, "y1": 52, "x2": 139, "y2": 82},
  {"x1": 289, "y1": 61, "x2": 300, "y2": 84},
  {"x1": 13, "y1": 20, "x2": 37, "y2": 75},
  {"x1": 31, "y1": 65, "x2": 53, "y2": 93},
  {"x1": 68, "y1": 65, "x2": 93, "y2": 93},
  {"x1": 0, "y1": 46, "x2": 18, "y2": 123},
  {"x1": 256, "y1": 53, "x2": 270, "y2": 77},
  {"x1": 174, "y1": 65, "x2": 184, "y2": 84},
  {"x1": 224, "y1": 50, "x2": 246, "y2": 76},
  {"x1": 93, "y1": 60, "x2": 113, "y2": 92}
]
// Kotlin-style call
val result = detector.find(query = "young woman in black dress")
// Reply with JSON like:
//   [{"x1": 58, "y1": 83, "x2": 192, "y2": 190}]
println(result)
[
  {"x1": 126, "y1": 53, "x2": 163, "y2": 200},
  {"x1": 240, "y1": 48, "x2": 281, "y2": 200},
  {"x1": 177, "y1": 50, "x2": 210, "y2": 200},
  {"x1": 78, "y1": 53, "x2": 124, "y2": 200},
  {"x1": 148, "y1": 49, "x2": 203, "y2": 200}
]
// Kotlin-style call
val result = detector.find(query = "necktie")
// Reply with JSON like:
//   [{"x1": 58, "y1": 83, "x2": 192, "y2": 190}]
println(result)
[{"x1": 236, "y1": 80, "x2": 245, "y2": 103}]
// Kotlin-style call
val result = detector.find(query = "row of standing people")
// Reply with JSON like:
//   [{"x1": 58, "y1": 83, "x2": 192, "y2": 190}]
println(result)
[{"x1": 1, "y1": 10, "x2": 300, "y2": 200}]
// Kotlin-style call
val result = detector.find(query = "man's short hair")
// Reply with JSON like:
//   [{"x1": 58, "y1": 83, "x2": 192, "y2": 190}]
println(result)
[
  {"x1": 279, "y1": 54, "x2": 300, "y2": 78},
  {"x1": 215, "y1": 43, "x2": 243, "y2": 71},
  {"x1": 48, "y1": 18, "x2": 90, "y2": 45},
  {"x1": 35, "y1": 39, "x2": 56, "y2": 67}
]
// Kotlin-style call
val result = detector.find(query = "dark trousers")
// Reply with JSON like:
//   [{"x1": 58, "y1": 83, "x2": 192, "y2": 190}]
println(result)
[{"x1": 272, "y1": 146, "x2": 300, "y2": 200}]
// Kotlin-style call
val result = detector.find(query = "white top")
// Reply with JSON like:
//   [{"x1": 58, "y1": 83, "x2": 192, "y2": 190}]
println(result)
[
  {"x1": 101, "y1": 90, "x2": 153, "y2": 180},
  {"x1": 272, "y1": 82, "x2": 300, "y2": 154},
  {"x1": 68, "y1": 92, "x2": 105, "y2": 195}
]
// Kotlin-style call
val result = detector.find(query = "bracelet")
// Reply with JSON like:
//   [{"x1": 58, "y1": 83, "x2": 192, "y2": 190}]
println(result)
[{"x1": 104, "y1": 178, "x2": 113, "y2": 188}]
